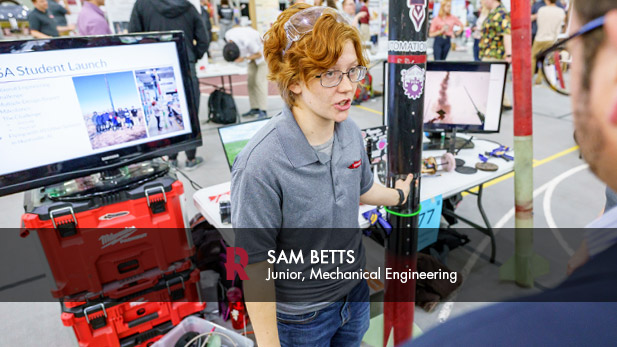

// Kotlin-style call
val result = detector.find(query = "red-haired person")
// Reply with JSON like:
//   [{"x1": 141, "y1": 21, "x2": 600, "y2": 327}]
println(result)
[{"x1": 230, "y1": 4, "x2": 412, "y2": 347}]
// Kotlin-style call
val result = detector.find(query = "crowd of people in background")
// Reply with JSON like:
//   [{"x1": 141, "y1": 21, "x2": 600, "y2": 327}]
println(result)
[
  {"x1": 24, "y1": 0, "x2": 569, "y2": 67},
  {"x1": 21, "y1": 0, "x2": 570, "y2": 166}
]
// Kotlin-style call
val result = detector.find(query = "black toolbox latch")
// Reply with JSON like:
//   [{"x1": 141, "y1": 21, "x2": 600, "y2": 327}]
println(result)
[
  {"x1": 166, "y1": 275, "x2": 185, "y2": 300},
  {"x1": 84, "y1": 303, "x2": 107, "y2": 330},
  {"x1": 144, "y1": 186, "x2": 167, "y2": 214},
  {"x1": 49, "y1": 206, "x2": 77, "y2": 237}
]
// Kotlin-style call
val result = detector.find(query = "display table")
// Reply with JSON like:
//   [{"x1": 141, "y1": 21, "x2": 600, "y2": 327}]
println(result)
[
  {"x1": 196, "y1": 62, "x2": 248, "y2": 96},
  {"x1": 193, "y1": 137, "x2": 514, "y2": 261}
]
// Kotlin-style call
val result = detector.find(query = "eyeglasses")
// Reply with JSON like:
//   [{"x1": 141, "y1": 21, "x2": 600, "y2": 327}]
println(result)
[
  {"x1": 536, "y1": 16, "x2": 605, "y2": 96},
  {"x1": 283, "y1": 6, "x2": 349, "y2": 56},
  {"x1": 315, "y1": 65, "x2": 368, "y2": 88}
]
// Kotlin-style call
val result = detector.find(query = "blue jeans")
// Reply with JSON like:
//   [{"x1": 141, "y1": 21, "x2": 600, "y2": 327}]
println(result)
[
  {"x1": 473, "y1": 38, "x2": 481, "y2": 61},
  {"x1": 433, "y1": 36, "x2": 451, "y2": 61},
  {"x1": 277, "y1": 280, "x2": 370, "y2": 347}
]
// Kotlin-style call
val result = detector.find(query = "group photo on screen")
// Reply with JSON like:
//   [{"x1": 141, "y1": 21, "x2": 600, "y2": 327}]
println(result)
[
  {"x1": 73, "y1": 71, "x2": 148, "y2": 150},
  {"x1": 424, "y1": 70, "x2": 490, "y2": 128},
  {"x1": 134, "y1": 67, "x2": 185, "y2": 137}
]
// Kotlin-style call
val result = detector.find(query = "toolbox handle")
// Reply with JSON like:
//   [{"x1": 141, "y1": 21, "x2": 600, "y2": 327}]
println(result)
[
  {"x1": 84, "y1": 303, "x2": 106, "y2": 324},
  {"x1": 109, "y1": 276, "x2": 158, "y2": 299},
  {"x1": 166, "y1": 276, "x2": 185, "y2": 296},
  {"x1": 144, "y1": 186, "x2": 167, "y2": 207},
  {"x1": 127, "y1": 312, "x2": 159, "y2": 329},
  {"x1": 49, "y1": 206, "x2": 77, "y2": 229}
]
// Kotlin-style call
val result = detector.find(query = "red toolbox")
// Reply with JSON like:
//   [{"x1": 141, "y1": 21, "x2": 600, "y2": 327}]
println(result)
[
  {"x1": 63, "y1": 260, "x2": 193, "y2": 306},
  {"x1": 21, "y1": 174, "x2": 194, "y2": 298},
  {"x1": 61, "y1": 267, "x2": 204, "y2": 347},
  {"x1": 62, "y1": 301, "x2": 204, "y2": 347},
  {"x1": 118, "y1": 320, "x2": 175, "y2": 347}
]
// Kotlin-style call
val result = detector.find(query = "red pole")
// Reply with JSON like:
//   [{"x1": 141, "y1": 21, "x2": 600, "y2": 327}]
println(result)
[
  {"x1": 512, "y1": 1, "x2": 532, "y2": 138},
  {"x1": 500, "y1": 0, "x2": 549, "y2": 287}
]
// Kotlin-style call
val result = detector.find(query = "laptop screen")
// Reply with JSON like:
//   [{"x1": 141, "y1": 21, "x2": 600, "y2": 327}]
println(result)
[{"x1": 218, "y1": 119, "x2": 270, "y2": 170}]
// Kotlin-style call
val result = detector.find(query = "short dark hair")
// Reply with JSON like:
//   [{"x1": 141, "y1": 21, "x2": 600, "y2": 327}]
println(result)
[
  {"x1": 223, "y1": 42, "x2": 240, "y2": 62},
  {"x1": 547, "y1": 0, "x2": 557, "y2": 4},
  {"x1": 575, "y1": 1, "x2": 617, "y2": 92}
]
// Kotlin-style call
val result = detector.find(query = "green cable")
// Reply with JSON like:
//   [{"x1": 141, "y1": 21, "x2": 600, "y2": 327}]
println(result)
[{"x1": 383, "y1": 204, "x2": 422, "y2": 217}]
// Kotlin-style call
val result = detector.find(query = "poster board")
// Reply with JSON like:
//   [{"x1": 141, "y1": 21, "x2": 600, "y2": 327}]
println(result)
[{"x1": 248, "y1": 0, "x2": 280, "y2": 36}]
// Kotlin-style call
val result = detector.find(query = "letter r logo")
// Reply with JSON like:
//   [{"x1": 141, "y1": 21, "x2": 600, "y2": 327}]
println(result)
[{"x1": 225, "y1": 247, "x2": 250, "y2": 280}]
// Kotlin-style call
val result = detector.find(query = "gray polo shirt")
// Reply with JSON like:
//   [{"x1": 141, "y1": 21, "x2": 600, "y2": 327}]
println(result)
[
  {"x1": 231, "y1": 105, "x2": 373, "y2": 312},
  {"x1": 28, "y1": 8, "x2": 60, "y2": 37}
]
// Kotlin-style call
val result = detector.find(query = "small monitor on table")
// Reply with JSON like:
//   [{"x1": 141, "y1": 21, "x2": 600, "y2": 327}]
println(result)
[
  {"x1": 218, "y1": 118, "x2": 270, "y2": 170},
  {"x1": 423, "y1": 61, "x2": 508, "y2": 150}
]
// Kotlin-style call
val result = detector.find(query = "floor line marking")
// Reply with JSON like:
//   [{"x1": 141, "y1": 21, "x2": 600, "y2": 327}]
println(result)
[
  {"x1": 543, "y1": 164, "x2": 589, "y2": 256},
  {"x1": 438, "y1": 164, "x2": 588, "y2": 324},
  {"x1": 354, "y1": 105, "x2": 383, "y2": 115},
  {"x1": 462, "y1": 145, "x2": 580, "y2": 195}
]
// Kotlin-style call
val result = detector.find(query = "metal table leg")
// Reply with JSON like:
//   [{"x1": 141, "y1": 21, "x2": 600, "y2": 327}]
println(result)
[{"x1": 442, "y1": 184, "x2": 496, "y2": 263}]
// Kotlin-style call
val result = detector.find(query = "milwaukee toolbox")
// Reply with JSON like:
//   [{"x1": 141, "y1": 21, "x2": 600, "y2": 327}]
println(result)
[
  {"x1": 62, "y1": 301, "x2": 204, "y2": 347},
  {"x1": 21, "y1": 173, "x2": 188, "y2": 230},
  {"x1": 61, "y1": 267, "x2": 204, "y2": 347},
  {"x1": 117, "y1": 321, "x2": 175, "y2": 347},
  {"x1": 21, "y1": 170, "x2": 194, "y2": 298},
  {"x1": 63, "y1": 260, "x2": 193, "y2": 306}
]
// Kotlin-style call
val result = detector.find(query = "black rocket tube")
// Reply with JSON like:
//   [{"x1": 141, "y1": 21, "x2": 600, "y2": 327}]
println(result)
[{"x1": 383, "y1": 0, "x2": 428, "y2": 345}]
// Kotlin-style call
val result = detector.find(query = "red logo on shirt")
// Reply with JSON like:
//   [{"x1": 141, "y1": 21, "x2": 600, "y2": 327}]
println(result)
[{"x1": 348, "y1": 160, "x2": 362, "y2": 169}]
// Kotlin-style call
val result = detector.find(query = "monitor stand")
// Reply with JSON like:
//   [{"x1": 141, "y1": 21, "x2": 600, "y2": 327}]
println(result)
[{"x1": 423, "y1": 130, "x2": 475, "y2": 151}]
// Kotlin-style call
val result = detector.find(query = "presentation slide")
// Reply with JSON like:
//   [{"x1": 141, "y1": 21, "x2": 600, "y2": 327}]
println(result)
[{"x1": 0, "y1": 42, "x2": 192, "y2": 176}]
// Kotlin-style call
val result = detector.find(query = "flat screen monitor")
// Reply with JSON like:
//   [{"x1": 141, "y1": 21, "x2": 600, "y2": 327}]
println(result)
[
  {"x1": 423, "y1": 61, "x2": 508, "y2": 133},
  {"x1": 218, "y1": 118, "x2": 270, "y2": 170},
  {"x1": 0, "y1": 32, "x2": 202, "y2": 197}
]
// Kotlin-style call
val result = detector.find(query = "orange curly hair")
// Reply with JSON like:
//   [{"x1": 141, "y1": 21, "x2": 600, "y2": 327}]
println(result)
[{"x1": 263, "y1": 3, "x2": 369, "y2": 107}]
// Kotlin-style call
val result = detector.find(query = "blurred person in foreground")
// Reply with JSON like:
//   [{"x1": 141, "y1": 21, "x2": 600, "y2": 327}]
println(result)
[{"x1": 405, "y1": 1, "x2": 617, "y2": 345}]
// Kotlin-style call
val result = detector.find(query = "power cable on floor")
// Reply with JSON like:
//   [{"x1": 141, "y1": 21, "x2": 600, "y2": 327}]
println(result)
[
  {"x1": 173, "y1": 167, "x2": 204, "y2": 191},
  {"x1": 161, "y1": 158, "x2": 204, "y2": 191}
]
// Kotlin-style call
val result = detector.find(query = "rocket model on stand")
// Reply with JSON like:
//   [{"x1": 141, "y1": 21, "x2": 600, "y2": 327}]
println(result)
[{"x1": 383, "y1": 0, "x2": 429, "y2": 345}]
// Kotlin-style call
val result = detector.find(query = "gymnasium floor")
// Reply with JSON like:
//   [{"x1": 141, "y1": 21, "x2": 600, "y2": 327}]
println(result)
[{"x1": 0, "y1": 43, "x2": 604, "y2": 346}]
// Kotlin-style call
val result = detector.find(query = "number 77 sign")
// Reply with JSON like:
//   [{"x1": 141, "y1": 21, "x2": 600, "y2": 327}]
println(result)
[{"x1": 417, "y1": 194, "x2": 443, "y2": 251}]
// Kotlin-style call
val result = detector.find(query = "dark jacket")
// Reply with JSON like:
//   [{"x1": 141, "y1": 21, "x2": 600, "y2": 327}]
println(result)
[
  {"x1": 128, "y1": 0, "x2": 208, "y2": 64},
  {"x1": 405, "y1": 243, "x2": 617, "y2": 346}
]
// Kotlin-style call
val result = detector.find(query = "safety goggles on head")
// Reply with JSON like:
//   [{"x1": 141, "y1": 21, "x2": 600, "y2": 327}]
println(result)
[{"x1": 283, "y1": 6, "x2": 350, "y2": 56}]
